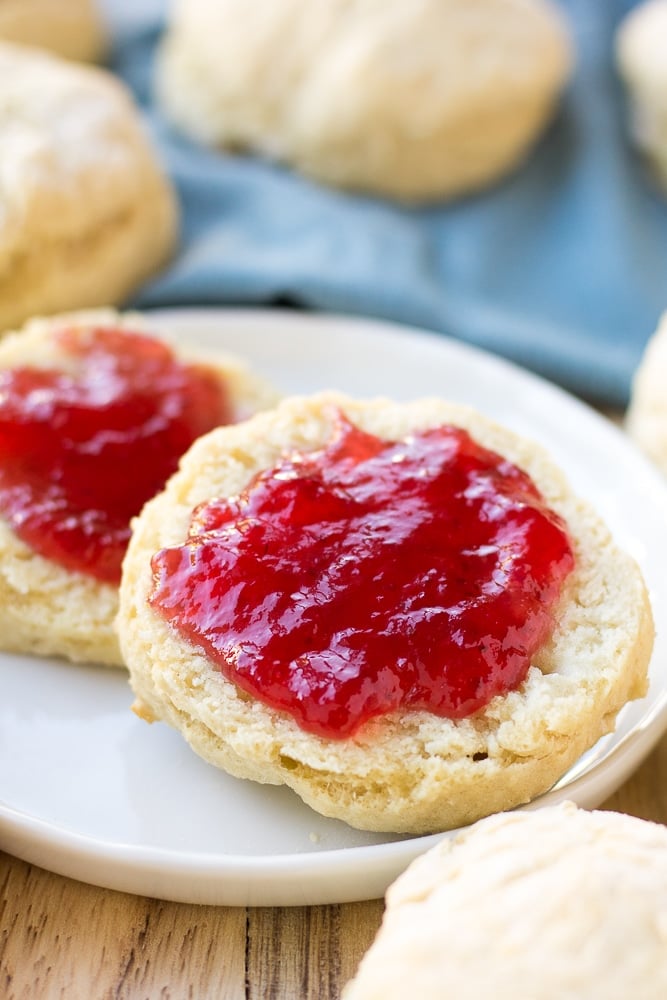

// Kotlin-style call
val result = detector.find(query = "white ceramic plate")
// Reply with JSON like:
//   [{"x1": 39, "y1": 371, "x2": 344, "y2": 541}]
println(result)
[{"x1": 1, "y1": 309, "x2": 666, "y2": 907}]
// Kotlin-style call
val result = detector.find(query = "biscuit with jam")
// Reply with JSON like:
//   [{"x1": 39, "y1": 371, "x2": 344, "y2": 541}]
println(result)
[
  {"x1": 344, "y1": 802, "x2": 667, "y2": 999},
  {"x1": 119, "y1": 394, "x2": 652, "y2": 833},
  {"x1": 0, "y1": 309, "x2": 278, "y2": 666},
  {"x1": 0, "y1": 42, "x2": 176, "y2": 333}
]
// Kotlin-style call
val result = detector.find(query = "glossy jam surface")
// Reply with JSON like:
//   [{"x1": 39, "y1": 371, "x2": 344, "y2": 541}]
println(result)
[
  {"x1": 0, "y1": 327, "x2": 231, "y2": 583},
  {"x1": 150, "y1": 414, "x2": 575, "y2": 738}
]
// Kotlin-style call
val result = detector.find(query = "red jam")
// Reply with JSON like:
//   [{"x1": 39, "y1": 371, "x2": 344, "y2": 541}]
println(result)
[
  {"x1": 150, "y1": 413, "x2": 575, "y2": 738},
  {"x1": 0, "y1": 327, "x2": 232, "y2": 583}
]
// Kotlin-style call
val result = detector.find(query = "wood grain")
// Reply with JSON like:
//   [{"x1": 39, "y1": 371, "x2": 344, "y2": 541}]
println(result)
[
  {"x1": 246, "y1": 901, "x2": 382, "y2": 1000},
  {"x1": 2, "y1": 728, "x2": 666, "y2": 998},
  {"x1": 0, "y1": 858, "x2": 247, "y2": 1000},
  {"x1": 0, "y1": 850, "x2": 384, "y2": 999}
]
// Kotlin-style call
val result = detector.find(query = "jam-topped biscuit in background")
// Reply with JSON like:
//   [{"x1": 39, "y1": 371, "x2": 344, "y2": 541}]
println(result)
[
  {"x1": 119, "y1": 393, "x2": 653, "y2": 834},
  {"x1": 0, "y1": 309, "x2": 278, "y2": 667}
]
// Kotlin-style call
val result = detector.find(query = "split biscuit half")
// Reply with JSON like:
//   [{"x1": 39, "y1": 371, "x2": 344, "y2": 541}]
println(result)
[
  {"x1": 120, "y1": 393, "x2": 652, "y2": 833},
  {"x1": 0, "y1": 309, "x2": 278, "y2": 666}
]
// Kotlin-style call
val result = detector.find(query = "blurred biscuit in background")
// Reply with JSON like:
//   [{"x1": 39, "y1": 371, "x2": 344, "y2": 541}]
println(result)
[
  {"x1": 156, "y1": 0, "x2": 573, "y2": 203},
  {"x1": 0, "y1": 0, "x2": 104, "y2": 62},
  {"x1": 0, "y1": 41, "x2": 177, "y2": 333},
  {"x1": 616, "y1": 0, "x2": 667, "y2": 190},
  {"x1": 626, "y1": 311, "x2": 667, "y2": 473}
]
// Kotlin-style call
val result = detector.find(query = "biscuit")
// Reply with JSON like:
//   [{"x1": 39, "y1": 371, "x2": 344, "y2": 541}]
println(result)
[
  {"x1": 119, "y1": 393, "x2": 652, "y2": 833},
  {"x1": 616, "y1": 0, "x2": 667, "y2": 189},
  {"x1": 0, "y1": 309, "x2": 278, "y2": 667},
  {"x1": 0, "y1": 42, "x2": 177, "y2": 334},
  {"x1": 155, "y1": 0, "x2": 573, "y2": 202},
  {"x1": 344, "y1": 802, "x2": 667, "y2": 1000},
  {"x1": 626, "y1": 312, "x2": 667, "y2": 472},
  {"x1": 0, "y1": 0, "x2": 104, "y2": 62}
]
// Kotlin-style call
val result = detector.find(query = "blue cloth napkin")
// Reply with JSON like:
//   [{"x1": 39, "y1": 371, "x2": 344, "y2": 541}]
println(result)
[{"x1": 106, "y1": 0, "x2": 667, "y2": 407}]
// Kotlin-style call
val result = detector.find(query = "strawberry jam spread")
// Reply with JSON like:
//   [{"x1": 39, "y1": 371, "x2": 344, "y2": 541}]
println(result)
[
  {"x1": 150, "y1": 413, "x2": 575, "y2": 739},
  {"x1": 0, "y1": 327, "x2": 231, "y2": 584}
]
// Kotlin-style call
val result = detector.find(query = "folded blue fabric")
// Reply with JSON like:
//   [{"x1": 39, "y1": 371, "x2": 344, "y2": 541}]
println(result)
[{"x1": 107, "y1": 0, "x2": 667, "y2": 407}]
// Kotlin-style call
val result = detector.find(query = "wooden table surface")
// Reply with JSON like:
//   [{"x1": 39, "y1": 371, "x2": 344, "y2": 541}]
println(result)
[{"x1": 1, "y1": 727, "x2": 667, "y2": 1000}]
